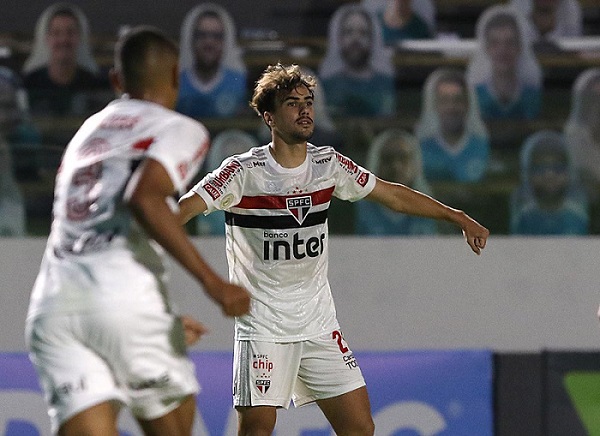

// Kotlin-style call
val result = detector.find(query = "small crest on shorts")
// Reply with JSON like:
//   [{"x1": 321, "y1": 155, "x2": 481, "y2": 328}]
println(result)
[
  {"x1": 287, "y1": 195, "x2": 312, "y2": 225},
  {"x1": 256, "y1": 379, "x2": 271, "y2": 394}
]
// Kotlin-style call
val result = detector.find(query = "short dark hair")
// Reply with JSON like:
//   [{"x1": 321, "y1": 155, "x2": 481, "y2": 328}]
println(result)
[
  {"x1": 250, "y1": 63, "x2": 316, "y2": 116},
  {"x1": 114, "y1": 25, "x2": 178, "y2": 93}
]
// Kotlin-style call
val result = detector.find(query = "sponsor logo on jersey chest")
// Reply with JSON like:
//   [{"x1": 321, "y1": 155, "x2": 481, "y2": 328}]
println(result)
[{"x1": 263, "y1": 232, "x2": 325, "y2": 261}]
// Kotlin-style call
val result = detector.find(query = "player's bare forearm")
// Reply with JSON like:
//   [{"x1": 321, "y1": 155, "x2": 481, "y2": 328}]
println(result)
[
  {"x1": 127, "y1": 159, "x2": 250, "y2": 315},
  {"x1": 366, "y1": 178, "x2": 454, "y2": 219},
  {"x1": 366, "y1": 178, "x2": 489, "y2": 254},
  {"x1": 130, "y1": 188, "x2": 250, "y2": 315},
  {"x1": 130, "y1": 185, "x2": 220, "y2": 291},
  {"x1": 178, "y1": 190, "x2": 207, "y2": 225}
]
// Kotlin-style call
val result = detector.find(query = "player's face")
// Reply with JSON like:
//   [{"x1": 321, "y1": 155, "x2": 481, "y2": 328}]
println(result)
[
  {"x1": 193, "y1": 15, "x2": 225, "y2": 71},
  {"x1": 269, "y1": 85, "x2": 314, "y2": 144},
  {"x1": 435, "y1": 80, "x2": 468, "y2": 137},
  {"x1": 46, "y1": 14, "x2": 80, "y2": 64},
  {"x1": 485, "y1": 23, "x2": 520, "y2": 74},
  {"x1": 339, "y1": 11, "x2": 373, "y2": 70}
]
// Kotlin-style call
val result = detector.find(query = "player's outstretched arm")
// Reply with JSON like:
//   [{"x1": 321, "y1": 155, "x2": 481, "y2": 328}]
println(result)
[
  {"x1": 366, "y1": 177, "x2": 489, "y2": 254},
  {"x1": 126, "y1": 158, "x2": 250, "y2": 316}
]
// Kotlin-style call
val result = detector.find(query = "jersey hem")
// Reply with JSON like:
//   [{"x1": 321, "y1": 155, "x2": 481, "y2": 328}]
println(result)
[{"x1": 234, "y1": 328, "x2": 339, "y2": 343}]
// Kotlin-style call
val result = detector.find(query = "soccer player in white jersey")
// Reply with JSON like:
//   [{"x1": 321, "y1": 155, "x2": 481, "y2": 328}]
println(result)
[
  {"x1": 178, "y1": 63, "x2": 489, "y2": 435},
  {"x1": 25, "y1": 26, "x2": 250, "y2": 436}
]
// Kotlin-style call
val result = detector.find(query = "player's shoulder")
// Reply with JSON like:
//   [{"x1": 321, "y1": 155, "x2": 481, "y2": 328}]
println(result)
[
  {"x1": 112, "y1": 98, "x2": 208, "y2": 136},
  {"x1": 231, "y1": 144, "x2": 270, "y2": 168},
  {"x1": 308, "y1": 143, "x2": 349, "y2": 168},
  {"x1": 205, "y1": 145, "x2": 267, "y2": 183},
  {"x1": 160, "y1": 106, "x2": 209, "y2": 136},
  {"x1": 308, "y1": 143, "x2": 337, "y2": 163}
]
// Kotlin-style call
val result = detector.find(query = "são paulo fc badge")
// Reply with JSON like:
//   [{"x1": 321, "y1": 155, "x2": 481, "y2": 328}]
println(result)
[
  {"x1": 287, "y1": 195, "x2": 312, "y2": 225},
  {"x1": 256, "y1": 379, "x2": 271, "y2": 394}
]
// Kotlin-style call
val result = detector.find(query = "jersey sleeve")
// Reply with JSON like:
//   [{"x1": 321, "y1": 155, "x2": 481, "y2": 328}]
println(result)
[
  {"x1": 146, "y1": 117, "x2": 209, "y2": 194},
  {"x1": 332, "y1": 151, "x2": 376, "y2": 201},
  {"x1": 190, "y1": 156, "x2": 245, "y2": 214}
]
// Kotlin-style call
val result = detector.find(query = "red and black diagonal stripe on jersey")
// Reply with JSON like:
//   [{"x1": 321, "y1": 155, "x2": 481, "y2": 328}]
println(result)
[{"x1": 225, "y1": 186, "x2": 334, "y2": 229}]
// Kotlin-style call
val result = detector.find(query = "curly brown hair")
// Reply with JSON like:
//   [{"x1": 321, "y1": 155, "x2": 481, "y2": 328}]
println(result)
[{"x1": 250, "y1": 63, "x2": 316, "y2": 118}]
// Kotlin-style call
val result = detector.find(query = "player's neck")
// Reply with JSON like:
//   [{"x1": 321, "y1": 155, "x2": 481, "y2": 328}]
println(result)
[
  {"x1": 128, "y1": 89, "x2": 174, "y2": 110},
  {"x1": 269, "y1": 138, "x2": 307, "y2": 169}
]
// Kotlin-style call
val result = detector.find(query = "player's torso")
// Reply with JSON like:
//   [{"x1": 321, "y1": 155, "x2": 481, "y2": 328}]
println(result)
[
  {"x1": 51, "y1": 99, "x2": 177, "y2": 256},
  {"x1": 29, "y1": 99, "x2": 208, "y2": 318},
  {"x1": 224, "y1": 145, "x2": 342, "y2": 340},
  {"x1": 229, "y1": 146, "x2": 338, "y2": 276}
]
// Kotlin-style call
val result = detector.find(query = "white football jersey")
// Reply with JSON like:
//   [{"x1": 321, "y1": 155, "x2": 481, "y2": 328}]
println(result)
[
  {"x1": 193, "y1": 144, "x2": 376, "y2": 341},
  {"x1": 27, "y1": 97, "x2": 209, "y2": 319}
]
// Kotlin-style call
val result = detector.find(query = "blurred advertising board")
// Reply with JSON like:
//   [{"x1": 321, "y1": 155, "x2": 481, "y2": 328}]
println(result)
[{"x1": 0, "y1": 350, "x2": 493, "y2": 435}]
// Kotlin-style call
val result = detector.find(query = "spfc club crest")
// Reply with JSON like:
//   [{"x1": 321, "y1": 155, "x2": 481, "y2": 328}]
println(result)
[
  {"x1": 256, "y1": 379, "x2": 271, "y2": 394},
  {"x1": 287, "y1": 196, "x2": 312, "y2": 225}
]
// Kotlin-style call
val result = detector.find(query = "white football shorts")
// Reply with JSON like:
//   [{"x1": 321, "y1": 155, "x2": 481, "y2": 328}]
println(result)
[
  {"x1": 233, "y1": 330, "x2": 365, "y2": 408},
  {"x1": 25, "y1": 308, "x2": 199, "y2": 433}
]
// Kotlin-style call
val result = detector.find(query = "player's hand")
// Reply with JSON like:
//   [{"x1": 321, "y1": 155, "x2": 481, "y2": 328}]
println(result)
[
  {"x1": 460, "y1": 214, "x2": 489, "y2": 255},
  {"x1": 219, "y1": 283, "x2": 251, "y2": 317},
  {"x1": 180, "y1": 315, "x2": 209, "y2": 346}
]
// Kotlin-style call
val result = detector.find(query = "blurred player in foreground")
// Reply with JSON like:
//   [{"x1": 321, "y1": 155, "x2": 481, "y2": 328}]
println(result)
[
  {"x1": 25, "y1": 26, "x2": 250, "y2": 436},
  {"x1": 179, "y1": 63, "x2": 488, "y2": 435}
]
